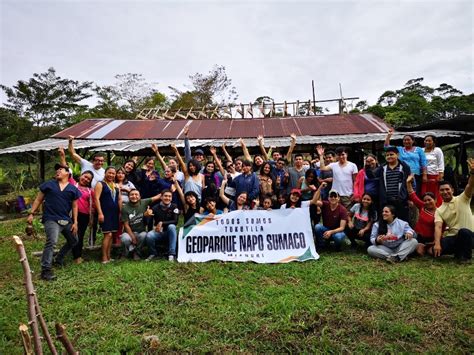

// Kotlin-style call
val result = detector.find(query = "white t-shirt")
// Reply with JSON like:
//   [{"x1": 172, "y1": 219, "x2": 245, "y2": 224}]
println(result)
[
  {"x1": 175, "y1": 170, "x2": 185, "y2": 184},
  {"x1": 280, "y1": 200, "x2": 311, "y2": 209},
  {"x1": 423, "y1": 147, "x2": 444, "y2": 175},
  {"x1": 80, "y1": 158, "x2": 105, "y2": 188},
  {"x1": 329, "y1": 161, "x2": 358, "y2": 197}
]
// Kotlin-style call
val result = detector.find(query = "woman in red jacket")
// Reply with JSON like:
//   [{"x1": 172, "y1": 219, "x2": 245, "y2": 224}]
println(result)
[{"x1": 406, "y1": 175, "x2": 437, "y2": 256}]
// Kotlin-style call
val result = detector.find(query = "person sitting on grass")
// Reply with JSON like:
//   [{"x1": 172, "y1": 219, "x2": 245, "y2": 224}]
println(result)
[
  {"x1": 314, "y1": 188, "x2": 348, "y2": 252},
  {"x1": 120, "y1": 189, "x2": 161, "y2": 260},
  {"x1": 406, "y1": 174, "x2": 437, "y2": 256},
  {"x1": 145, "y1": 190, "x2": 179, "y2": 262},
  {"x1": 27, "y1": 163, "x2": 81, "y2": 281},
  {"x1": 345, "y1": 193, "x2": 377, "y2": 249},
  {"x1": 368, "y1": 205, "x2": 418, "y2": 263},
  {"x1": 433, "y1": 158, "x2": 474, "y2": 263}
]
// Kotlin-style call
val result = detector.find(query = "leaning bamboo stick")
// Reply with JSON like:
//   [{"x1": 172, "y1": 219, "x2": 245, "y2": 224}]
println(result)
[
  {"x1": 34, "y1": 295, "x2": 58, "y2": 354},
  {"x1": 13, "y1": 236, "x2": 43, "y2": 355},
  {"x1": 19, "y1": 323, "x2": 33, "y2": 355},
  {"x1": 55, "y1": 323, "x2": 78, "y2": 355}
]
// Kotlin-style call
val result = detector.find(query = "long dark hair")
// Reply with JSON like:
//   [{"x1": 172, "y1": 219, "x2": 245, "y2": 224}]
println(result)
[
  {"x1": 187, "y1": 159, "x2": 201, "y2": 177},
  {"x1": 358, "y1": 193, "x2": 377, "y2": 221},
  {"x1": 377, "y1": 204, "x2": 396, "y2": 235}
]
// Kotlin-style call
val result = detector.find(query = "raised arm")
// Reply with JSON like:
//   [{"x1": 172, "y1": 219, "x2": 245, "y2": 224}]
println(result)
[
  {"x1": 310, "y1": 182, "x2": 326, "y2": 205},
  {"x1": 68, "y1": 135, "x2": 83, "y2": 164},
  {"x1": 239, "y1": 138, "x2": 252, "y2": 162},
  {"x1": 221, "y1": 143, "x2": 233, "y2": 163},
  {"x1": 285, "y1": 133, "x2": 297, "y2": 164},
  {"x1": 406, "y1": 174, "x2": 423, "y2": 209},
  {"x1": 58, "y1": 147, "x2": 67, "y2": 167},
  {"x1": 183, "y1": 126, "x2": 192, "y2": 164},
  {"x1": 316, "y1": 145, "x2": 330, "y2": 171},
  {"x1": 384, "y1": 128, "x2": 393, "y2": 147},
  {"x1": 151, "y1": 143, "x2": 168, "y2": 170},
  {"x1": 465, "y1": 157, "x2": 474, "y2": 199},
  {"x1": 257, "y1": 135, "x2": 268, "y2": 159},
  {"x1": 210, "y1": 146, "x2": 225, "y2": 177},
  {"x1": 171, "y1": 143, "x2": 188, "y2": 178},
  {"x1": 173, "y1": 178, "x2": 186, "y2": 209},
  {"x1": 219, "y1": 178, "x2": 231, "y2": 206}
]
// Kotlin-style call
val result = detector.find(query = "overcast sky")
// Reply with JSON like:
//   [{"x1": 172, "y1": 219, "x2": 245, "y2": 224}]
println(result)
[{"x1": 1, "y1": 0, "x2": 472, "y2": 113}]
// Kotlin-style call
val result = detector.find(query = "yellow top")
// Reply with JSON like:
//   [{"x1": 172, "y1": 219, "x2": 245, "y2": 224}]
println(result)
[{"x1": 435, "y1": 191, "x2": 474, "y2": 237}]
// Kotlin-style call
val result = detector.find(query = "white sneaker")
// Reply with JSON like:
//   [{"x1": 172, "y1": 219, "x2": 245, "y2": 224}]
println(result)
[
  {"x1": 145, "y1": 255, "x2": 156, "y2": 262},
  {"x1": 168, "y1": 255, "x2": 175, "y2": 262}
]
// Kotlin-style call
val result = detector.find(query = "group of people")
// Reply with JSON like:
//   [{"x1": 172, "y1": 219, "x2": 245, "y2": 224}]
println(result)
[{"x1": 27, "y1": 129, "x2": 474, "y2": 281}]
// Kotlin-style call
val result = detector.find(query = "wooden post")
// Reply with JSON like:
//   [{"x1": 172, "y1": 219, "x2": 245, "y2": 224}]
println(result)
[
  {"x1": 38, "y1": 151, "x2": 45, "y2": 183},
  {"x1": 34, "y1": 295, "x2": 58, "y2": 354},
  {"x1": 19, "y1": 323, "x2": 33, "y2": 355},
  {"x1": 55, "y1": 323, "x2": 78, "y2": 355},
  {"x1": 13, "y1": 236, "x2": 43, "y2": 355}
]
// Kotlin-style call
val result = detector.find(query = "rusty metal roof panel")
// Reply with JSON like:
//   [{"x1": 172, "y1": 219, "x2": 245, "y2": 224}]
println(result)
[
  {"x1": 261, "y1": 119, "x2": 284, "y2": 137},
  {"x1": 228, "y1": 119, "x2": 263, "y2": 138},
  {"x1": 192, "y1": 119, "x2": 231, "y2": 139},
  {"x1": 2, "y1": 129, "x2": 471, "y2": 155},
  {"x1": 52, "y1": 114, "x2": 392, "y2": 141},
  {"x1": 281, "y1": 118, "x2": 301, "y2": 136}
]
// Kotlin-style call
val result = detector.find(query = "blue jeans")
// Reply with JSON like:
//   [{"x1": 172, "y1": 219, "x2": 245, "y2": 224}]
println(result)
[
  {"x1": 314, "y1": 224, "x2": 346, "y2": 249},
  {"x1": 146, "y1": 225, "x2": 177, "y2": 256},
  {"x1": 42, "y1": 220, "x2": 78, "y2": 270}
]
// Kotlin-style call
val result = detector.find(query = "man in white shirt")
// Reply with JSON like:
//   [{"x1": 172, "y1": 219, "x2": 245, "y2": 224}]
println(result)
[
  {"x1": 317, "y1": 145, "x2": 358, "y2": 209},
  {"x1": 68, "y1": 136, "x2": 105, "y2": 188}
]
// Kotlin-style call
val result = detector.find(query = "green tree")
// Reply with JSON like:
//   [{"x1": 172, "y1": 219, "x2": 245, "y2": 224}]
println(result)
[
  {"x1": 0, "y1": 108, "x2": 34, "y2": 148},
  {"x1": 0, "y1": 67, "x2": 93, "y2": 139},
  {"x1": 170, "y1": 65, "x2": 238, "y2": 109},
  {"x1": 371, "y1": 78, "x2": 473, "y2": 126}
]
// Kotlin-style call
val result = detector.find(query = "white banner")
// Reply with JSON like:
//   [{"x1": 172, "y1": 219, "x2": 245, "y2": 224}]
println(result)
[{"x1": 177, "y1": 208, "x2": 319, "y2": 263}]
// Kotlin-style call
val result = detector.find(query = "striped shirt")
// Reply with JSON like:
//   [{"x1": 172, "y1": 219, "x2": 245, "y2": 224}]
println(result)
[{"x1": 385, "y1": 165, "x2": 402, "y2": 198}]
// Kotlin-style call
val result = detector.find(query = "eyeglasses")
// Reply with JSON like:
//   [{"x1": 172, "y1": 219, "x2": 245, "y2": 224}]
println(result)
[{"x1": 329, "y1": 195, "x2": 338, "y2": 198}]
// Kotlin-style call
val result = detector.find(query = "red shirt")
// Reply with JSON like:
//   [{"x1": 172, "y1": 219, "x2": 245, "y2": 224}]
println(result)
[
  {"x1": 321, "y1": 201, "x2": 348, "y2": 230},
  {"x1": 409, "y1": 192, "x2": 435, "y2": 240}
]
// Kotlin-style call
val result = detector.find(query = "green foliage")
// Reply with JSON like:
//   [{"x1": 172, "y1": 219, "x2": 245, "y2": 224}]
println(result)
[
  {"x1": 0, "y1": 221, "x2": 472, "y2": 353},
  {"x1": 0, "y1": 108, "x2": 34, "y2": 148},
  {"x1": 0, "y1": 67, "x2": 93, "y2": 139},
  {"x1": 368, "y1": 78, "x2": 473, "y2": 127}
]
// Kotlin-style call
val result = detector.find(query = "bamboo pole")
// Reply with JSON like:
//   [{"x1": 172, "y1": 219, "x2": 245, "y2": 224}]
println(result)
[
  {"x1": 34, "y1": 296, "x2": 58, "y2": 355},
  {"x1": 13, "y1": 236, "x2": 43, "y2": 355},
  {"x1": 19, "y1": 323, "x2": 33, "y2": 355},
  {"x1": 55, "y1": 323, "x2": 78, "y2": 355}
]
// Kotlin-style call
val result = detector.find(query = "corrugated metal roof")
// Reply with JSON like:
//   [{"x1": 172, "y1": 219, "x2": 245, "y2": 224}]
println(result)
[
  {"x1": 51, "y1": 114, "x2": 392, "y2": 140},
  {"x1": 1, "y1": 129, "x2": 471, "y2": 155}
]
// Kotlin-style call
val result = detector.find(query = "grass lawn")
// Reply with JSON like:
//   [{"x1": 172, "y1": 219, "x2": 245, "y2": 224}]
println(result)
[{"x1": 0, "y1": 217, "x2": 473, "y2": 353}]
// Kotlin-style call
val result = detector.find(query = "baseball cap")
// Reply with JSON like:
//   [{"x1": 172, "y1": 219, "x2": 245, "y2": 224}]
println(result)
[
  {"x1": 290, "y1": 188, "x2": 302, "y2": 196},
  {"x1": 194, "y1": 148, "x2": 205, "y2": 156},
  {"x1": 328, "y1": 189, "x2": 339, "y2": 197}
]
